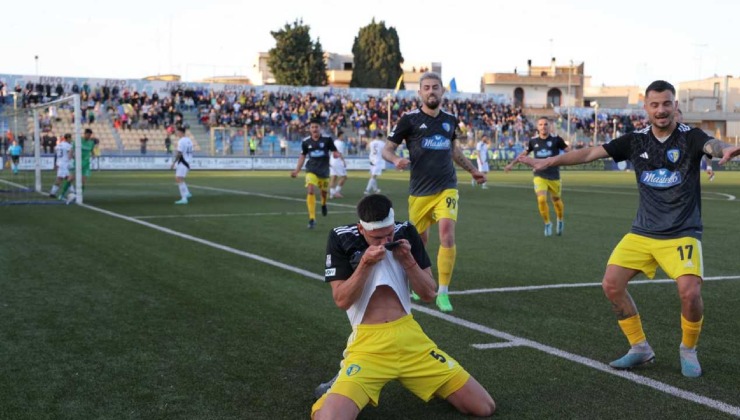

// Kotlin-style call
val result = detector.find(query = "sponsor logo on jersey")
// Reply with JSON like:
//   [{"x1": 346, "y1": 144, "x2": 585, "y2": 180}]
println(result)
[
  {"x1": 640, "y1": 168, "x2": 681, "y2": 188},
  {"x1": 640, "y1": 152, "x2": 649, "y2": 159},
  {"x1": 442, "y1": 122, "x2": 451, "y2": 132},
  {"x1": 309, "y1": 149, "x2": 326, "y2": 158},
  {"x1": 667, "y1": 148, "x2": 680, "y2": 163},
  {"x1": 421, "y1": 135, "x2": 451, "y2": 150},
  {"x1": 419, "y1": 123, "x2": 427, "y2": 129},
  {"x1": 535, "y1": 149, "x2": 552, "y2": 158},
  {"x1": 325, "y1": 268, "x2": 336, "y2": 276}
]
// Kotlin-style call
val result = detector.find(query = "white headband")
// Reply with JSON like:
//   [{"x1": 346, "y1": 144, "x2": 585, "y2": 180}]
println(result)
[{"x1": 359, "y1": 208, "x2": 395, "y2": 231}]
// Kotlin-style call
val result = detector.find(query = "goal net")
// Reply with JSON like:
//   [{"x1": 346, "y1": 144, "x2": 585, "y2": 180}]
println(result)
[{"x1": 0, "y1": 94, "x2": 83, "y2": 205}]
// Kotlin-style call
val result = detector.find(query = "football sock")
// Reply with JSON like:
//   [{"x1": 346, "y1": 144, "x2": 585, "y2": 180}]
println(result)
[
  {"x1": 307, "y1": 193, "x2": 316, "y2": 220},
  {"x1": 681, "y1": 314, "x2": 703, "y2": 349},
  {"x1": 618, "y1": 314, "x2": 646, "y2": 346},
  {"x1": 320, "y1": 191, "x2": 327, "y2": 206},
  {"x1": 537, "y1": 195, "x2": 550, "y2": 224},
  {"x1": 336, "y1": 185, "x2": 342, "y2": 194},
  {"x1": 60, "y1": 180, "x2": 71, "y2": 197},
  {"x1": 553, "y1": 198, "x2": 564, "y2": 220},
  {"x1": 437, "y1": 245, "x2": 456, "y2": 288},
  {"x1": 438, "y1": 285, "x2": 449, "y2": 294},
  {"x1": 178, "y1": 183, "x2": 189, "y2": 199},
  {"x1": 50, "y1": 185, "x2": 59, "y2": 195}
]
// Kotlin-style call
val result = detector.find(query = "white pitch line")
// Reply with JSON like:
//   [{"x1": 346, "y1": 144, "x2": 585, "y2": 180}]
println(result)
[
  {"x1": 411, "y1": 305, "x2": 740, "y2": 418},
  {"x1": 76, "y1": 201, "x2": 740, "y2": 417},
  {"x1": 450, "y1": 275, "x2": 740, "y2": 295},
  {"x1": 472, "y1": 341, "x2": 525, "y2": 349},
  {"x1": 0, "y1": 178, "x2": 31, "y2": 189},
  {"x1": 80, "y1": 203, "x2": 323, "y2": 281},
  {"x1": 190, "y1": 184, "x2": 358, "y2": 208},
  {"x1": 133, "y1": 210, "x2": 356, "y2": 220}
]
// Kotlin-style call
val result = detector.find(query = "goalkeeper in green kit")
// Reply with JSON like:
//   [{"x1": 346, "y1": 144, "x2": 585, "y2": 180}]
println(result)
[{"x1": 60, "y1": 128, "x2": 96, "y2": 203}]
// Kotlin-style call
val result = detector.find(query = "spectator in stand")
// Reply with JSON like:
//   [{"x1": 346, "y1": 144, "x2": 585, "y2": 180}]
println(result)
[{"x1": 140, "y1": 136, "x2": 148, "y2": 155}]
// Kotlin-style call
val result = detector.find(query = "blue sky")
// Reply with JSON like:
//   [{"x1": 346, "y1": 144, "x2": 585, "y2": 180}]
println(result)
[{"x1": 4, "y1": 0, "x2": 736, "y2": 92}]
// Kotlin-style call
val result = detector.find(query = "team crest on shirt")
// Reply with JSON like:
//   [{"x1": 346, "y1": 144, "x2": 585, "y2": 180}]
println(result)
[
  {"x1": 442, "y1": 122, "x2": 451, "y2": 132},
  {"x1": 666, "y1": 148, "x2": 680, "y2": 163},
  {"x1": 546, "y1": 141, "x2": 552, "y2": 147},
  {"x1": 346, "y1": 364, "x2": 361, "y2": 376}
]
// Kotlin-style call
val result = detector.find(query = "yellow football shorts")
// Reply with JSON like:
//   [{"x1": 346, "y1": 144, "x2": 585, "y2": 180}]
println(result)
[
  {"x1": 311, "y1": 315, "x2": 470, "y2": 416},
  {"x1": 533, "y1": 176, "x2": 561, "y2": 197},
  {"x1": 607, "y1": 233, "x2": 704, "y2": 279},
  {"x1": 305, "y1": 172, "x2": 329, "y2": 191},
  {"x1": 408, "y1": 189, "x2": 459, "y2": 235}
]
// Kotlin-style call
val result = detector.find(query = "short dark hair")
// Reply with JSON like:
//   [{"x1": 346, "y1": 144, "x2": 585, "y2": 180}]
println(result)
[
  {"x1": 645, "y1": 80, "x2": 675, "y2": 97},
  {"x1": 309, "y1": 118, "x2": 321, "y2": 126},
  {"x1": 84, "y1": 128, "x2": 93, "y2": 135},
  {"x1": 357, "y1": 194, "x2": 393, "y2": 223}
]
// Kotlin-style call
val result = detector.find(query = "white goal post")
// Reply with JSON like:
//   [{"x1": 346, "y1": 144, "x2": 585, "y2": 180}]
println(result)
[{"x1": 31, "y1": 94, "x2": 83, "y2": 204}]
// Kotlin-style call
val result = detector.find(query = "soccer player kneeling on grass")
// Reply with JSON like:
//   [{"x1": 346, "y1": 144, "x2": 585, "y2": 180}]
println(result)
[{"x1": 311, "y1": 194, "x2": 495, "y2": 419}]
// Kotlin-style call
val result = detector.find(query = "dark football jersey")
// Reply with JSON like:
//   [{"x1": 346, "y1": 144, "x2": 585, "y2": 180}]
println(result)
[
  {"x1": 388, "y1": 108, "x2": 459, "y2": 196},
  {"x1": 603, "y1": 123, "x2": 712, "y2": 239},
  {"x1": 324, "y1": 221, "x2": 432, "y2": 282},
  {"x1": 527, "y1": 135, "x2": 568, "y2": 180},
  {"x1": 301, "y1": 135, "x2": 337, "y2": 178}
]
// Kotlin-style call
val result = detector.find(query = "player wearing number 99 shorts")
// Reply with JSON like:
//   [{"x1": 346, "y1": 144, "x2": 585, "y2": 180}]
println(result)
[{"x1": 383, "y1": 72, "x2": 487, "y2": 313}]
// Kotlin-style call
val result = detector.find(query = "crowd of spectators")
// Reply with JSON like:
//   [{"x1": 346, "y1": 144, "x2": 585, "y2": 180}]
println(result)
[{"x1": 1, "y1": 80, "x2": 649, "y2": 157}]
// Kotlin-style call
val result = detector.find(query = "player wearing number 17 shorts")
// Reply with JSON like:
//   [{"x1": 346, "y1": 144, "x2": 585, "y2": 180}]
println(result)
[{"x1": 515, "y1": 80, "x2": 740, "y2": 378}]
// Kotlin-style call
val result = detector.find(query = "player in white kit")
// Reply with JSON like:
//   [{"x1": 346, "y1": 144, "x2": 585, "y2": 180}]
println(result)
[
  {"x1": 329, "y1": 130, "x2": 348, "y2": 199},
  {"x1": 473, "y1": 136, "x2": 490, "y2": 189},
  {"x1": 50, "y1": 134, "x2": 73, "y2": 198},
  {"x1": 364, "y1": 133, "x2": 385, "y2": 195},
  {"x1": 170, "y1": 126, "x2": 194, "y2": 204}
]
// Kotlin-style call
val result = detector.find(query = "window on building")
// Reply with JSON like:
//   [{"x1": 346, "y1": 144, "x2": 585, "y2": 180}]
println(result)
[
  {"x1": 514, "y1": 87, "x2": 524, "y2": 107},
  {"x1": 547, "y1": 88, "x2": 562, "y2": 107}
]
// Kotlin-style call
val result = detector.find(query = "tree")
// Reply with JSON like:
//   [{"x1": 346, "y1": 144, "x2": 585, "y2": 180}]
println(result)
[
  {"x1": 267, "y1": 19, "x2": 328, "y2": 87},
  {"x1": 350, "y1": 19, "x2": 404, "y2": 89}
]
